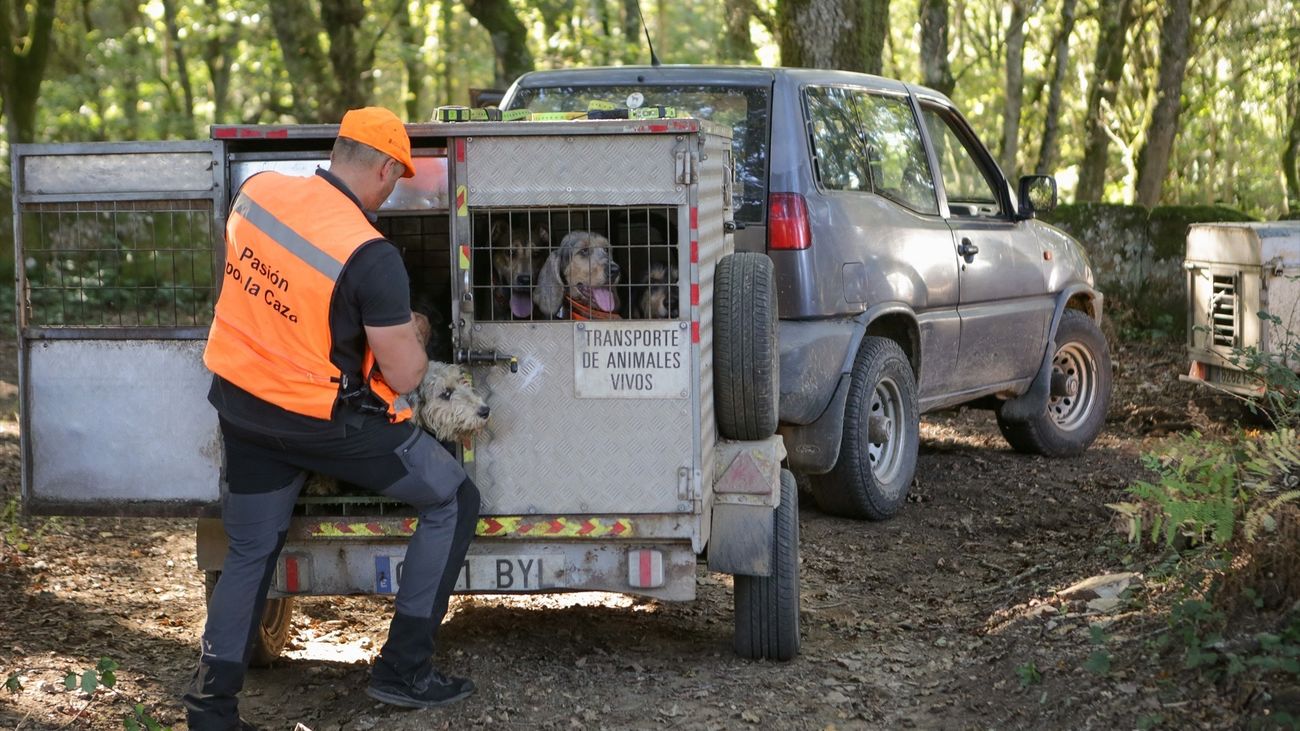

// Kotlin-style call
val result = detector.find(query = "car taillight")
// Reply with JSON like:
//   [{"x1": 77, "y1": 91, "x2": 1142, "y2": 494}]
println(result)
[{"x1": 768, "y1": 193, "x2": 812, "y2": 250}]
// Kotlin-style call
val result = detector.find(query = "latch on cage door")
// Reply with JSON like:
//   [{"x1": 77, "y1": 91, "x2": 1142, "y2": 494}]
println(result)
[{"x1": 455, "y1": 348, "x2": 519, "y2": 373}]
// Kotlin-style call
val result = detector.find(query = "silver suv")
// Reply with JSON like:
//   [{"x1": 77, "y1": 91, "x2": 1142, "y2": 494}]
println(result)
[{"x1": 502, "y1": 66, "x2": 1110, "y2": 520}]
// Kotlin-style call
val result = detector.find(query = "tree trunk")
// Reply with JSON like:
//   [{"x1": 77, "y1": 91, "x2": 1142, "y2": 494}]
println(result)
[
  {"x1": 0, "y1": 0, "x2": 56, "y2": 145},
  {"x1": 269, "y1": 0, "x2": 339, "y2": 121},
  {"x1": 1133, "y1": 0, "x2": 1192, "y2": 208},
  {"x1": 463, "y1": 0, "x2": 534, "y2": 89},
  {"x1": 863, "y1": 0, "x2": 890, "y2": 75},
  {"x1": 1285, "y1": 75, "x2": 1300, "y2": 212},
  {"x1": 161, "y1": 0, "x2": 196, "y2": 136},
  {"x1": 399, "y1": 1, "x2": 426, "y2": 120},
  {"x1": 1036, "y1": 0, "x2": 1077, "y2": 174},
  {"x1": 998, "y1": 0, "x2": 1030, "y2": 178},
  {"x1": 1075, "y1": 0, "x2": 1134, "y2": 203},
  {"x1": 320, "y1": 0, "x2": 370, "y2": 112},
  {"x1": 778, "y1": 0, "x2": 867, "y2": 71},
  {"x1": 201, "y1": 0, "x2": 235, "y2": 124},
  {"x1": 919, "y1": 0, "x2": 954, "y2": 97},
  {"x1": 723, "y1": 0, "x2": 757, "y2": 63}
]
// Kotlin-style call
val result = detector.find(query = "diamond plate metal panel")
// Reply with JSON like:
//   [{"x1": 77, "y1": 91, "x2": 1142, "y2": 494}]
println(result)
[
  {"x1": 468, "y1": 323, "x2": 694, "y2": 516},
  {"x1": 466, "y1": 136, "x2": 687, "y2": 207}
]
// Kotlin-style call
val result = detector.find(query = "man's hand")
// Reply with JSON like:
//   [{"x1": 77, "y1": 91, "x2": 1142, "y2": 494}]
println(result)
[{"x1": 411, "y1": 311, "x2": 432, "y2": 349}]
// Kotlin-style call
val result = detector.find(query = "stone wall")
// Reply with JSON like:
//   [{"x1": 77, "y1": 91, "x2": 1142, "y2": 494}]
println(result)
[{"x1": 1042, "y1": 204, "x2": 1256, "y2": 336}]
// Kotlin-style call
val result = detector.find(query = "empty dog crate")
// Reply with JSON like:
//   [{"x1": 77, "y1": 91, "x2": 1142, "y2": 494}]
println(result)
[{"x1": 13, "y1": 118, "x2": 797, "y2": 661}]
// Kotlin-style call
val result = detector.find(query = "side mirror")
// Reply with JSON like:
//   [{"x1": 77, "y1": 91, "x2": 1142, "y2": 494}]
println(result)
[{"x1": 1017, "y1": 175, "x2": 1057, "y2": 219}]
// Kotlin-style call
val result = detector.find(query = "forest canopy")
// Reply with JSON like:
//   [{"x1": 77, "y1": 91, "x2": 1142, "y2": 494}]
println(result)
[{"x1": 0, "y1": 0, "x2": 1297, "y2": 217}]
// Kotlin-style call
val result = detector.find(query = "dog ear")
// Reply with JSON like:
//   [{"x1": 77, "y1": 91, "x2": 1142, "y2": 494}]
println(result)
[
  {"x1": 490, "y1": 219, "x2": 506, "y2": 244},
  {"x1": 535, "y1": 225, "x2": 550, "y2": 247},
  {"x1": 534, "y1": 249, "x2": 565, "y2": 317}
]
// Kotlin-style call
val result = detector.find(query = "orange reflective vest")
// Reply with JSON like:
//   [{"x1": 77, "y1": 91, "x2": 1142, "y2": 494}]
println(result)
[{"x1": 204, "y1": 172, "x2": 412, "y2": 423}]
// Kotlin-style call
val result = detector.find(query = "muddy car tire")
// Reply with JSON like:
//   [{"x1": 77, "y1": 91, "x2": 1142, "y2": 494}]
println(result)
[
  {"x1": 812, "y1": 337, "x2": 919, "y2": 520},
  {"x1": 714, "y1": 252, "x2": 779, "y2": 440},
  {"x1": 997, "y1": 310, "x2": 1112, "y2": 457},
  {"x1": 204, "y1": 570, "x2": 294, "y2": 667},
  {"x1": 734, "y1": 469, "x2": 800, "y2": 661}
]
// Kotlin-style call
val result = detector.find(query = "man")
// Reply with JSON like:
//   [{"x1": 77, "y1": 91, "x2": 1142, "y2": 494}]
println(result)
[{"x1": 185, "y1": 107, "x2": 479, "y2": 730}]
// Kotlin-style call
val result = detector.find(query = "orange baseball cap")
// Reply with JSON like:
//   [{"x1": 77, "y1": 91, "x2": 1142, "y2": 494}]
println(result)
[{"x1": 338, "y1": 107, "x2": 415, "y2": 178}]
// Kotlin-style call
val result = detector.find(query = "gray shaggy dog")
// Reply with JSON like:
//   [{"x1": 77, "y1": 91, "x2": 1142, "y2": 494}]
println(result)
[
  {"x1": 303, "y1": 361, "x2": 489, "y2": 496},
  {"x1": 406, "y1": 361, "x2": 491, "y2": 441}
]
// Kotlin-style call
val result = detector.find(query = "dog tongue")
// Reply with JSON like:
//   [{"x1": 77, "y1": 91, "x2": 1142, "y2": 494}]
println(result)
[
  {"x1": 593, "y1": 288, "x2": 616, "y2": 313},
  {"x1": 510, "y1": 292, "x2": 533, "y2": 318}
]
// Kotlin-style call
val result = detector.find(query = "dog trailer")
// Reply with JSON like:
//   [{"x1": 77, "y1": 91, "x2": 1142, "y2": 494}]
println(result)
[
  {"x1": 1181, "y1": 222, "x2": 1300, "y2": 396},
  {"x1": 11, "y1": 117, "x2": 797, "y2": 661}
]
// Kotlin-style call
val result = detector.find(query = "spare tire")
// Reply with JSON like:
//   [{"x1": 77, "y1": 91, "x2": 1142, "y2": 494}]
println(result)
[{"x1": 714, "y1": 252, "x2": 779, "y2": 440}]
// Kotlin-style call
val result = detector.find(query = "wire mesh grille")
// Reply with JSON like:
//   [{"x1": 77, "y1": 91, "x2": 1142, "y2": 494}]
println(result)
[
  {"x1": 470, "y1": 206, "x2": 680, "y2": 321},
  {"x1": 20, "y1": 200, "x2": 217, "y2": 329}
]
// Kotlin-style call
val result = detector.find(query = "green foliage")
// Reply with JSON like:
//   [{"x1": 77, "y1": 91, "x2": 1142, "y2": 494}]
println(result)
[
  {"x1": 1111, "y1": 428, "x2": 1300, "y2": 549},
  {"x1": 1228, "y1": 306, "x2": 1300, "y2": 430},
  {"x1": 1084, "y1": 624, "x2": 1111, "y2": 675},
  {"x1": 53, "y1": 657, "x2": 170, "y2": 729},
  {"x1": 124, "y1": 703, "x2": 171, "y2": 731},
  {"x1": 4, "y1": 672, "x2": 21, "y2": 693},
  {"x1": 1015, "y1": 660, "x2": 1042, "y2": 687},
  {"x1": 65, "y1": 657, "x2": 117, "y2": 694},
  {"x1": 1159, "y1": 600, "x2": 1300, "y2": 683}
]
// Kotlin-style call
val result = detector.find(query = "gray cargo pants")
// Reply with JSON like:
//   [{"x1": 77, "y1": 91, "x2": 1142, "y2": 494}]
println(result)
[{"x1": 184, "y1": 415, "x2": 475, "y2": 730}]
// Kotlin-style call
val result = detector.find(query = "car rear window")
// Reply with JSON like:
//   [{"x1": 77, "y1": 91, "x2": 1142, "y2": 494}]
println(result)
[{"x1": 508, "y1": 85, "x2": 770, "y2": 223}]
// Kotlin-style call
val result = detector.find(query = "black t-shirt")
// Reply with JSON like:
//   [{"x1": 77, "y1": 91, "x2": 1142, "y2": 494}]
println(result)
[{"x1": 208, "y1": 169, "x2": 412, "y2": 438}]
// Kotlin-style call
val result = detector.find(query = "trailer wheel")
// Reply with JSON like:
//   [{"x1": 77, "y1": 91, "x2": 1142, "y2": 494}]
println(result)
[
  {"x1": 812, "y1": 336, "x2": 919, "y2": 520},
  {"x1": 733, "y1": 469, "x2": 800, "y2": 661},
  {"x1": 996, "y1": 310, "x2": 1112, "y2": 456},
  {"x1": 714, "y1": 252, "x2": 779, "y2": 440},
  {"x1": 204, "y1": 570, "x2": 294, "y2": 667}
]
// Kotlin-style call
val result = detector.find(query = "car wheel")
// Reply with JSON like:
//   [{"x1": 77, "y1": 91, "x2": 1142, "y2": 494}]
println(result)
[
  {"x1": 204, "y1": 570, "x2": 294, "y2": 667},
  {"x1": 997, "y1": 309, "x2": 1112, "y2": 456},
  {"x1": 811, "y1": 337, "x2": 919, "y2": 520},
  {"x1": 733, "y1": 469, "x2": 800, "y2": 661},
  {"x1": 714, "y1": 252, "x2": 779, "y2": 440}
]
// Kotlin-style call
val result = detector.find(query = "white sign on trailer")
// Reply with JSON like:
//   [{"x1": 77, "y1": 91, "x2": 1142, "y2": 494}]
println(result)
[{"x1": 573, "y1": 321, "x2": 690, "y2": 399}]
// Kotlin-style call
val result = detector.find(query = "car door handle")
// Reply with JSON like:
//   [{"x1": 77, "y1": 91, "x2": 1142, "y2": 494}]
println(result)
[{"x1": 958, "y1": 238, "x2": 979, "y2": 262}]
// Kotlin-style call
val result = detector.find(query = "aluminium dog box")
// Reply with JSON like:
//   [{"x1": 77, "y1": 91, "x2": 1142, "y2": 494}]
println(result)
[
  {"x1": 1182, "y1": 222, "x2": 1300, "y2": 395},
  {"x1": 12, "y1": 118, "x2": 798, "y2": 660}
]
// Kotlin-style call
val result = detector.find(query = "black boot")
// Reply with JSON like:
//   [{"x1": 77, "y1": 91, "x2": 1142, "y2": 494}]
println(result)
[
  {"x1": 368, "y1": 613, "x2": 475, "y2": 709},
  {"x1": 183, "y1": 659, "x2": 255, "y2": 731}
]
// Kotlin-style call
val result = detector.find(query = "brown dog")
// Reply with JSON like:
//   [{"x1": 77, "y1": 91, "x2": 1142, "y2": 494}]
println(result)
[
  {"x1": 534, "y1": 231, "x2": 622, "y2": 319},
  {"x1": 490, "y1": 220, "x2": 549, "y2": 318},
  {"x1": 634, "y1": 263, "x2": 679, "y2": 319}
]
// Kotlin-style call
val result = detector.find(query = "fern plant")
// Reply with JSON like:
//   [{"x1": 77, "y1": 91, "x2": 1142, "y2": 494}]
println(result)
[{"x1": 1111, "y1": 429, "x2": 1300, "y2": 549}]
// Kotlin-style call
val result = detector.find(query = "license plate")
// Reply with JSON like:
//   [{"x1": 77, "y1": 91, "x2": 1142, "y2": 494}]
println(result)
[
  {"x1": 1207, "y1": 364, "x2": 1258, "y2": 388},
  {"x1": 375, "y1": 554, "x2": 545, "y2": 594}
]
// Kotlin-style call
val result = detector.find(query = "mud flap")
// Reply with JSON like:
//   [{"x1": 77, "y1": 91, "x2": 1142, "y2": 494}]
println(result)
[
  {"x1": 708, "y1": 437, "x2": 784, "y2": 576},
  {"x1": 997, "y1": 339, "x2": 1055, "y2": 423},
  {"x1": 777, "y1": 373, "x2": 851, "y2": 475}
]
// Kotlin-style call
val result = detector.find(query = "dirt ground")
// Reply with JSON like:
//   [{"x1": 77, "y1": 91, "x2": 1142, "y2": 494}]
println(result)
[{"x1": 0, "y1": 338, "x2": 1283, "y2": 730}]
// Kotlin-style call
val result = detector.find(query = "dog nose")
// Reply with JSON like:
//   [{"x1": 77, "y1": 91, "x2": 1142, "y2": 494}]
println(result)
[
  {"x1": 608, "y1": 261, "x2": 621, "y2": 278},
  {"x1": 478, "y1": 405, "x2": 491, "y2": 419},
  {"x1": 514, "y1": 273, "x2": 531, "y2": 286}
]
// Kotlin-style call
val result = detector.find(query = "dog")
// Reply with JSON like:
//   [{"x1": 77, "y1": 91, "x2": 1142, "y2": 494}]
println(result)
[
  {"x1": 634, "y1": 263, "x2": 679, "y2": 319},
  {"x1": 406, "y1": 361, "x2": 491, "y2": 442},
  {"x1": 534, "y1": 231, "x2": 622, "y2": 319},
  {"x1": 489, "y1": 220, "x2": 549, "y2": 319},
  {"x1": 303, "y1": 362, "x2": 490, "y2": 496}
]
